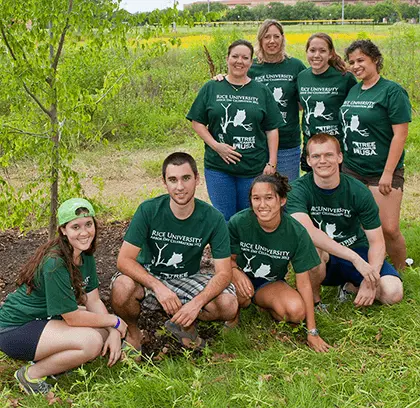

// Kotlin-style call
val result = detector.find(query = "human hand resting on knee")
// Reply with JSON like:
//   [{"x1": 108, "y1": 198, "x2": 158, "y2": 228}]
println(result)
[
  {"x1": 232, "y1": 267, "x2": 254, "y2": 299},
  {"x1": 352, "y1": 256, "x2": 380, "y2": 288},
  {"x1": 171, "y1": 299, "x2": 203, "y2": 328},
  {"x1": 154, "y1": 284, "x2": 182, "y2": 316},
  {"x1": 102, "y1": 329, "x2": 123, "y2": 367},
  {"x1": 354, "y1": 279, "x2": 377, "y2": 307}
]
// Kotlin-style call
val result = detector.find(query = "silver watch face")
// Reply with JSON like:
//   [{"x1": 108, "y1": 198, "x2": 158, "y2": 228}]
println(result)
[{"x1": 308, "y1": 328, "x2": 319, "y2": 336}]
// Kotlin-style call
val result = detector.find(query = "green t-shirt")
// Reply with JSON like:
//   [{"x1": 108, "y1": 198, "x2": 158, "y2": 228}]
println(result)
[
  {"x1": 0, "y1": 253, "x2": 98, "y2": 327},
  {"x1": 297, "y1": 66, "x2": 357, "y2": 148},
  {"x1": 249, "y1": 57, "x2": 306, "y2": 149},
  {"x1": 287, "y1": 173, "x2": 381, "y2": 249},
  {"x1": 340, "y1": 77, "x2": 412, "y2": 176},
  {"x1": 186, "y1": 78, "x2": 283, "y2": 177},
  {"x1": 124, "y1": 195, "x2": 231, "y2": 279},
  {"x1": 228, "y1": 208, "x2": 320, "y2": 281}
]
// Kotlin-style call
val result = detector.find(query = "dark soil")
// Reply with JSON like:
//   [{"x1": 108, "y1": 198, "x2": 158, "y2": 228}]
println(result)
[{"x1": 0, "y1": 222, "x2": 219, "y2": 358}]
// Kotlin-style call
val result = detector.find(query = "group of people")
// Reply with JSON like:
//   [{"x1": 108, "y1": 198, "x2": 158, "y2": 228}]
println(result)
[{"x1": 0, "y1": 20, "x2": 410, "y2": 396}]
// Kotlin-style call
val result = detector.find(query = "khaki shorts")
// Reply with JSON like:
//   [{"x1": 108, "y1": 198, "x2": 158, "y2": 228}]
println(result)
[{"x1": 342, "y1": 164, "x2": 404, "y2": 191}]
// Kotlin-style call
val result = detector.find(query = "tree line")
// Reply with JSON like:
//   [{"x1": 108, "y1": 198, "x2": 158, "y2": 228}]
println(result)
[{"x1": 125, "y1": 0, "x2": 419, "y2": 24}]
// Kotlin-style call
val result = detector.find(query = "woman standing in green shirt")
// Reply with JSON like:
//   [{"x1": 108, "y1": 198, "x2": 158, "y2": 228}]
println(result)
[
  {"x1": 187, "y1": 40, "x2": 282, "y2": 222},
  {"x1": 0, "y1": 198, "x2": 127, "y2": 394},
  {"x1": 227, "y1": 173, "x2": 331, "y2": 352},
  {"x1": 297, "y1": 33, "x2": 357, "y2": 172},
  {"x1": 248, "y1": 20, "x2": 306, "y2": 182},
  {"x1": 341, "y1": 40, "x2": 412, "y2": 270}
]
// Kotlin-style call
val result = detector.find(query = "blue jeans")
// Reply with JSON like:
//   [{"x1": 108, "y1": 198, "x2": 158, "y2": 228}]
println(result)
[
  {"x1": 277, "y1": 146, "x2": 301, "y2": 182},
  {"x1": 204, "y1": 168, "x2": 255, "y2": 222}
]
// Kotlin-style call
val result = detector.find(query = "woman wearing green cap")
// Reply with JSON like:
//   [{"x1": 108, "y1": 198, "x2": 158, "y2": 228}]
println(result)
[{"x1": 0, "y1": 198, "x2": 127, "y2": 395}]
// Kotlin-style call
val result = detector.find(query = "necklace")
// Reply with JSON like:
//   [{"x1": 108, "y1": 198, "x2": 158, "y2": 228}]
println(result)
[
  {"x1": 358, "y1": 76, "x2": 380, "y2": 98},
  {"x1": 226, "y1": 77, "x2": 249, "y2": 92}
]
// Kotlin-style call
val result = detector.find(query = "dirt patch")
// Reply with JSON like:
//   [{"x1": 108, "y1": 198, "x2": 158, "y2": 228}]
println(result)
[{"x1": 0, "y1": 223, "x2": 219, "y2": 358}]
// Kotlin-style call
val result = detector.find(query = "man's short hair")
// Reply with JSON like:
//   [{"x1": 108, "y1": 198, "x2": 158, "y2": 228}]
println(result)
[
  {"x1": 162, "y1": 152, "x2": 198, "y2": 180},
  {"x1": 306, "y1": 133, "x2": 341, "y2": 156}
]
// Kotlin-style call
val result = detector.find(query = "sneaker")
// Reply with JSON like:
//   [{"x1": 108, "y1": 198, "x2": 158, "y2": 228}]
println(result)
[
  {"x1": 314, "y1": 302, "x2": 329, "y2": 314},
  {"x1": 14, "y1": 365, "x2": 52, "y2": 395},
  {"x1": 338, "y1": 283, "x2": 353, "y2": 303}
]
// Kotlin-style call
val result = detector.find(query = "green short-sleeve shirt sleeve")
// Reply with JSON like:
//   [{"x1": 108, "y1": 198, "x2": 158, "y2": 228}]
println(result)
[
  {"x1": 387, "y1": 84, "x2": 412, "y2": 125},
  {"x1": 209, "y1": 211, "x2": 231, "y2": 260},
  {"x1": 124, "y1": 202, "x2": 150, "y2": 249},
  {"x1": 290, "y1": 228, "x2": 320, "y2": 273},
  {"x1": 357, "y1": 187, "x2": 381, "y2": 231},
  {"x1": 286, "y1": 178, "x2": 311, "y2": 215},
  {"x1": 186, "y1": 81, "x2": 210, "y2": 125}
]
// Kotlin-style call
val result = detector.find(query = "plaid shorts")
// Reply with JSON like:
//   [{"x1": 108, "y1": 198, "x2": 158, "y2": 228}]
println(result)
[{"x1": 111, "y1": 272, "x2": 236, "y2": 311}]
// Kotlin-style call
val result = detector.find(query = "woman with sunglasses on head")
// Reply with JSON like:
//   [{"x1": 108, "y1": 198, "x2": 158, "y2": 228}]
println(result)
[{"x1": 0, "y1": 198, "x2": 127, "y2": 395}]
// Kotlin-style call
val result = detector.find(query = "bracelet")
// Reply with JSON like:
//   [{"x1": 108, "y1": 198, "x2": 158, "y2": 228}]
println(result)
[
  {"x1": 307, "y1": 328, "x2": 319, "y2": 336},
  {"x1": 114, "y1": 316, "x2": 121, "y2": 329},
  {"x1": 266, "y1": 162, "x2": 276, "y2": 169}
]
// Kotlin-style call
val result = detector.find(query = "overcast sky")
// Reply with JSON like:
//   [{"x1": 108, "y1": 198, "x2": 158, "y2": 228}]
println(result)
[{"x1": 120, "y1": 0, "x2": 191, "y2": 13}]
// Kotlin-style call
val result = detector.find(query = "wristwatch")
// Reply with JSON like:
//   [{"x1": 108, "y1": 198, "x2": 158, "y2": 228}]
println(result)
[{"x1": 307, "y1": 328, "x2": 319, "y2": 336}]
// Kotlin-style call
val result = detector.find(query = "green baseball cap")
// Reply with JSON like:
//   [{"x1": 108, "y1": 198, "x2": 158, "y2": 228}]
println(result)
[{"x1": 58, "y1": 198, "x2": 95, "y2": 226}]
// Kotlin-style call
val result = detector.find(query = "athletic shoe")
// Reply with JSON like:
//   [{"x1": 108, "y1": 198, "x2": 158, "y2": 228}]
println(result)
[
  {"x1": 314, "y1": 302, "x2": 329, "y2": 314},
  {"x1": 14, "y1": 365, "x2": 52, "y2": 395},
  {"x1": 338, "y1": 283, "x2": 353, "y2": 303}
]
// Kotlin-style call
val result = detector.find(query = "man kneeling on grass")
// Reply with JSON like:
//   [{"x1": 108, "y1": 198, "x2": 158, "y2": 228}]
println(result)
[
  {"x1": 287, "y1": 134, "x2": 403, "y2": 308},
  {"x1": 111, "y1": 152, "x2": 237, "y2": 350}
]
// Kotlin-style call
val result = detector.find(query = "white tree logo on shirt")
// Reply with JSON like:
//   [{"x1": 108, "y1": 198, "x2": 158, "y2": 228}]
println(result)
[
  {"x1": 302, "y1": 97, "x2": 333, "y2": 124},
  {"x1": 220, "y1": 104, "x2": 253, "y2": 134},
  {"x1": 254, "y1": 263, "x2": 271, "y2": 278},
  {"x1": 325, "y1": 223, "x2": 345, "y2": 239},
  {"x1": 273, "y1": 87, "x2": 288, "y2": 107},
  {"x1": 242, "y1": 253, "x2": 256, "y2": 273},
  {"x1": 314, "y1": 219, "x2": 345, "y2": 239},
  {"x1": 153, "y1": 243, "x2": 184, "y2": 268},
  {"x1": 341, "y1": 110, "x2": 369, "y2": 151}
]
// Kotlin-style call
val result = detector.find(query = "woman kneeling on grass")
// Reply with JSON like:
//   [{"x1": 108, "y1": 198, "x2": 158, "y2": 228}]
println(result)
[
  {"x1": 0, "y1": 198, "x2": 127, "y2": 395},
  {"x1": 227, "y1": 173, "x2": 331, "y2": 352}
]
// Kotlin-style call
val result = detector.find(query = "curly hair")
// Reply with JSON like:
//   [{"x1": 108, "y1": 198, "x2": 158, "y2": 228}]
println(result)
[
  {"x1": 255, "y1": 19, "x2": 287, "y2": 63},
  {"x1": 17, "y1": 209, "x2": 97, "y2": 303},
  {"x1": 344, "y1": 39, "x2": 383, "y2": 73},
  {"x1": 306, "y1": 33, "x2": 348, "y2": 74}
]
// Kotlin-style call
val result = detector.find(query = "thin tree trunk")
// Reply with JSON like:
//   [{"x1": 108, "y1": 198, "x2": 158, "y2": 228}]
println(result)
[{"x1": 48, "y1": 21, "x2": 58, "y2": 239}]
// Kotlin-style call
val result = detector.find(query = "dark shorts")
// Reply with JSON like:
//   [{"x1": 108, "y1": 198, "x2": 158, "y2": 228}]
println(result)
[
  {"x1": 0, "y1": 320, "x2": 49, "y2": 361},
  {"x1": 322, "y1": 247, "x2": 401, "y2": 287},
  {"x1": 342, "y1": 163, "x2": 404, "y2": 191},
  {"x1": 249, "y1": 277, "x2": 286, "y2": 303}
]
